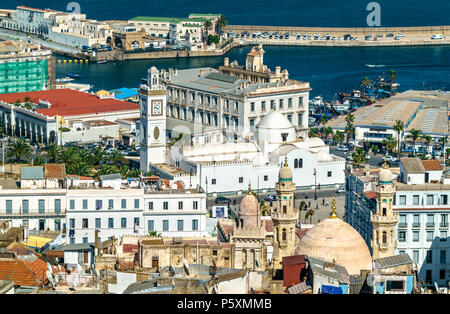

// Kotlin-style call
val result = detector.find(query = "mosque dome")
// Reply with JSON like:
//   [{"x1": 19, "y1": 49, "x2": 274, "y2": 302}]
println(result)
[
  {"x1": 238, "y1": 184, "x2": 261, "y2": 228},
  {"x1": 379, "y1": 162, "x2": 393, "y2": 183},
  {"x1": 256, "y1": 111, "x2": 296, "y2": 144},
  {"x1": 279, "y1": 157, "x2": 292, "y2": 181},
  {"x1": 95, "y1": 90, "x2": 110, "y2": 97},
  {"x1": 294, "y1": 201, "x2": 372, "y2": 275}
]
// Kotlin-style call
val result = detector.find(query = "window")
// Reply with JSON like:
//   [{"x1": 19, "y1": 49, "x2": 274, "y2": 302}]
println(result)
[
  {"x1": 108, "y1": 199, "x2": 114, "y2": 209},
  {"x1": 134, "y1": 199, "x2": 140, "y2": 209},
  {"x1": 249, "y1": 119, "x2": 254, "y2": 128},
  {"x1": 261, "y1": 101, "x2": 266, "y2": 111},
  {"x1": 440, "y1": 250, "x2": 446, "y2": 264},
  {"x1": 413, "y1": 195, "x2": 419, "y2": 205},
  {"x1": 192, "y1": 219, "x2": 198, "y2": 231},
  {"x1": 22, "y1": 200, "x2": 29, "y2": 214},
  {"x1": 426, "y1": 250, "x2": 432, "y2": 264},
  {"x1": 427, "y1": 231, "x2": 434, "y2": 242},
  {"x1": 250, "y1": 102, "x2": 255, "y2": 112},
  {"x1": 54, "y1": 219, "x2": 61, "y2": 231},
  {"x1": 287, "y1": 115, "x2": 292, "y2": 122},
  {"x1": 95, "y1": 218, "x2": 101, "y2": 229},
  {"x1": 145, "y1": 220, "x2": 154, "y2": 232},
  {"x1": 440, "y1": 195, "x2": 448, "y2": 205},
  {"x1": 96, "y1": 200, "x2": 102, "y2": 210},
  {"x1": 70, "y1": 218, "x2": 75, "y2": 229},
  {"x1": 441, "y1": 214, "x2": 448, "y2": 227},
  {"x1": 413, "y1": 250, "x2": 419, "y2": 264},
  {"x1": 134, "y1": 218, "x2": 140, "y2": 227},
  {"x1": 6, "y1": 200, "x2": 12, "y2": 214},
  {"x1": 163, "y1": 202, "x2": 168, "y2": 210},
  {"x1": 239, "y1": 177, "x2": 243, "y2": 183},
  {"x1": 279, "y1": 99, "x2": 284, "y2": 109},
  {"x1": 121, "y1": 218, "x2": 127, "y2": 228},
  {"x1": 83, "y1": 237, "x2": 88, "y2": 244},
  {"x1": 177, "y1": 220, "x2": 184, "y2": 231},
  {"x1": 83, "y1": 199, "x2": 88, "y2": 210},
  {"x1": 399, "y1": 195, "x2": 406, "y2": 205},
  {"x1": 270, "y1": 100, "x2": 276, "y2": 110},
  {"x1": 386, "y1": 280, "x2": 404, "y2": 291},
  {"x1": 413, "y1": 214, "x2": 420, "y2": 227},
  {"x1": 54, "y1": 199, "x2": 61, "y2": 213},
  {"x1": 264, "y1": 175, "x2": 268, "y2": 181},
  {"x1": 39, "y1": 219, "x2": 45, "y2": 231},
  {"x1": 427, "y1": 195, "x2": 434, "y2": 205},
  {"x1": 425, "y1": 270, "x2": 432, "y2": 283},
  {"x1": 298, "y1": 97, "x2": 303, "y2": 107},
  {"x1": 440, "y1": 269, "x2": 446, "y2": 280},
  {"x1": 70, "y1": 199, "x2": 75, "y2": 210},
  {"x1": 211, "y1": 179, "x2": 216, "y2": 185},
  {"x1": 108, "y1": 218, "x2": 114, "y2": 229},
  {"x1": 399, "y1": 214, "x2": 406, "y2": 227},
  {"x1": 288, "y1": 98, "x2": 293, "y2": 108},
  {"x1": 427, "y1": 214, "x2": 434, "y2": 227},
  {"x1": 412, "y1": 231, "x2": 419, "y2": 242},
  {"x1": 327, "y1": 171, "x2": 332, "y2": 177},
  {"x1": 39, "y1": 200, "x2": 45, "y2": 214},
  {"x1": 193, "y1": 201, "x2": 198, "y2": 210},
  {"x1": 398, "y1": 231, "x2": 406, "y2": 242},
  {"x1": 70, "y1": 237, "x2": 75, "y2": 244},
  {"x1": 298, "y1": 114, "x2": 303, "y2": 126},
  {"x1": 178, "y1": 201, "x2": 183, "y2": 210},
  {"x1": 163, "y1": 220, "x2": 169, "y2": 231},
  {"x1": 440, "y1": 231, "x2": 447, "y2": 241},
  {"x1": 121, "y1": 199, "x2": 127, "y2": 209},
  {"x1": 82, "y1": 219, "x2": 88, "y2": 229},
  {"x1": 148, "y1": 202, "x2": 153, "y2": 210}
]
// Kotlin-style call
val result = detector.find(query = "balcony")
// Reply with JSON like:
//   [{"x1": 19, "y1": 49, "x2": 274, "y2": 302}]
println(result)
[
  {"x1": 0, "y1": 210, "x2": 66, "y2": 218},
  {"x1": 426, "y1": 222, "x2": 435, "y2": 228},
  {"x1": 398, "y1": 223, "x2": 407, "y2": 228},
  {"x1": 412, "y1": 223, "x2": 421, "y2": 228},
  {"x1": 440, "y1": 222, "x2": 449, "y2": 228}
]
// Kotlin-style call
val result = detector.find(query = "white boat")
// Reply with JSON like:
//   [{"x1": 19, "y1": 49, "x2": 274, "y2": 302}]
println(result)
[
  {"x1": 366, "y1": 64, "x2": 385, "y2": 68},
  {"x1": 310, "y1": 95, "x2": 325, "y2": 106},
  {"x1": 333, "y1": 100, "x2": 350, "y2": 113},
  {"x1": 56, "y1": 76, "x2": 75, "y2": 83}
]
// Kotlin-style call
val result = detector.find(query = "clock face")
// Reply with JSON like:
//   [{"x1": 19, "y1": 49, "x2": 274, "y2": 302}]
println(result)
[{"x1": 151, "y1": 100, "x2": 162, "y2": 116}]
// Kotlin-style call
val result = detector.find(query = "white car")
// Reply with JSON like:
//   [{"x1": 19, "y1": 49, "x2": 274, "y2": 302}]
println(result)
[
  {"x1": 336, "y1": 146, "x2": 349, "y2": 151},
  {"x1": 431, "y1": 34, "x2": 443, "y2": 39},
  {"x1": 336, "y1": 187, "x2": 346, "y2": 193}
]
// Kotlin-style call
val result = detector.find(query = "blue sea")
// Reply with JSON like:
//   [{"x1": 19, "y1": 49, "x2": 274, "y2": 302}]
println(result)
[{"x1": 2, "y1": 0, "x2": 449, "y2": 98}]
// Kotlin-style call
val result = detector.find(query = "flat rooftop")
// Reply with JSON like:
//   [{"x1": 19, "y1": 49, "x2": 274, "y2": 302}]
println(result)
[
  {"x1": 328, "y1": 90, "x2": 450, "y2": 135},
  {"x1": 0, "y1": 89, "x2": 140, "y2": 118}
]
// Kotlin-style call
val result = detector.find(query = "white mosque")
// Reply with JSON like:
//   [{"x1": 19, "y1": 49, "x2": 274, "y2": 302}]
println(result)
[{"x1": 140, "y1": 66, "x2": 345, "y2": 195}]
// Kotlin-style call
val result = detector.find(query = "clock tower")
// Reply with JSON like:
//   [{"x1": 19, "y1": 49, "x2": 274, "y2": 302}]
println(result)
[{"x1": 139, "y1": 66, "x2": 167, "y2": 172}]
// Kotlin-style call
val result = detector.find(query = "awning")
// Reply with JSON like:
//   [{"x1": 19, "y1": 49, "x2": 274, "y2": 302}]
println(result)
[
  {"x1": 321, "y1": 285, "x2": 343, "y2": 294},
  {"x1": 21, "y1": 236, "x2": 53, "y2": 249}
]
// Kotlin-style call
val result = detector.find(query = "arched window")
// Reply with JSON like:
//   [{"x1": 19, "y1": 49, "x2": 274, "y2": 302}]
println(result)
[
  {"x1": 294, "y1": 159, "x2": 298, "y2": 168},
  {"x1": 242, "y1": 249, "x2": 247, "y2": 267},
  {"x1": 283, "y1": 205, "x2": 287, "y2": 214},
  {"x1": 298, "y1": 158, "x2": 303, "y2": 168},
  {"x1": 282, "y1": 228, "x2": 287, "y2": 241},
  {"x1": 382, "y1": 231, "x2": 387, "y2": 244},
  {"x1": 382, "y1": 207, "x2": 386, "y2": 216}
]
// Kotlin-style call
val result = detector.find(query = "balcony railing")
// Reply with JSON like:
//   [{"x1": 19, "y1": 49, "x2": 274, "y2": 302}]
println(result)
[
  {"x1": 412, "y1": 223, "x2": 421, "y2": 228},
  {"x1": 440, "y1": 222, "x2": 449, "y2": 228},
  {"x1": 426, "y1": 222, "x2": 435, "y2": 228},
  {"x1": 398, "y1": 223, "x2": 407, "y2": 228},
  {"x1": 0, "y1": 210, "x2": 65, "y2": 217}
]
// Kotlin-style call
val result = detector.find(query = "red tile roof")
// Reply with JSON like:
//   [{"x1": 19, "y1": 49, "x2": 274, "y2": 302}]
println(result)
[
  {"x1": 364, "y1": 191, "x2": 377, "y2": 199},
  {"x1": 0, "y1": 89, "x2": 139, "y2": 117},
  {"x1": 67, "y1": 174, "x2": 93, "y2": 181},
  {"x1": 0, "y1": 258, "x2": 41, "y2": 287},
  {"x1": 282, "y1": 255, "x2": 306, "y2": 266},
  {"x1": 123, "y1": 244, "x2": 138, "y2": 253},
  {"x1": 421, "y1": 160, "x2": 443, "y2": 171}
]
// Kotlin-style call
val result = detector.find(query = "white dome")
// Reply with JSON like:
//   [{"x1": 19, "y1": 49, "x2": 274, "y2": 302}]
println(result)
[
  {"x1": 306, "y1": 137, "x2": 325, "y2": 147},
  {"x1": 257, "y1": 111, "x2": 293, "y2": 129},
  {"x1": 256, "y1": 111, "x2": 296, "y2": 144}
]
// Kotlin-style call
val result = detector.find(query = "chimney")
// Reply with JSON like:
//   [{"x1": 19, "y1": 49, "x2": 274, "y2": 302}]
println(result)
[
  {"x1": 174, "y1": 69, "x2": 178, "y2": 76},
  {"x1": 199, "y1": 69, "x2": 205, "y2": 77},
  {"x1": 224, "y1": 57, "x2": 229, "y2": 67},
  {"x1": 275, "y1": 66, "x2": 281, "y2": 76}
]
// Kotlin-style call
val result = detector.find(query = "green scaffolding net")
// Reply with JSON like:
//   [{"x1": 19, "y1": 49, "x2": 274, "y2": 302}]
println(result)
[{"x1": 0, "y1": 59, "x2": 49, "y2": 94}]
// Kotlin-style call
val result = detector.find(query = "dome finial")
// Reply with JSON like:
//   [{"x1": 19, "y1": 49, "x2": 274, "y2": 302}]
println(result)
[
  {"x1": 248, "y1": 182, "x2": 252, "y2": 195},
  {"x1": 330, "y1": 197, "x2": 338, "y2": 219},
  {"x1": 284, "y1": 156, "x2": 288, "y2": 167},
  {"x1": 383, "y1": 160, "x2": 388, "y2": 169}
]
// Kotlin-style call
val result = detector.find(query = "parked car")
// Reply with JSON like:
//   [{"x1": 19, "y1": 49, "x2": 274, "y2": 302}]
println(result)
[
  {"x1": 264, "y1": 194, "x2": 277, "y2": 202},
  {"x1": 215, "y1": 196, "x2": 231, "y2": 204},
  {"x1": 336, "y1": 146, "x2": 349, "y2": 151},
  {"x1": 336, "y1": 187, "x2": 346, "y2": 193},
  {"x1": 383, "y1": 155, "x2": 398, "y2": 162}
]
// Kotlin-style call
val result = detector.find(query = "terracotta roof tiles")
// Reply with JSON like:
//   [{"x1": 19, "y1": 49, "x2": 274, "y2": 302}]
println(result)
[
  {"x1": 0, "y1": 258, "x2": 41, "y2": 287},
  {"x1": 421, "y1": 160, "x2": 443, "y2": 171}
]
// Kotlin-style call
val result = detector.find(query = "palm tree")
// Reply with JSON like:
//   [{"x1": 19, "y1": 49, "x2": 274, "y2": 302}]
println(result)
[
  {"x1": 5, "y1": 139, "x2": 32, "y2": 163},
  {"x1": 382, "y1": 135, "x2": 397, "y2": 156},
  {"x1": 422, "y1": 134, "x2": 432, "y2": 154},
  {"x1": 361, "y1": 76, "x2": 371, "y2": 92},
  {"x1": 333, "y1": 131, "x2": 344, "y2": 147},
  {"x1": 319, "y1": 115, "x2": 329, "y2": 139},
  {"x1": 129, "y1": 168, "x2": 142, "y2": 178},
  {"x1": 67, "y1": 162, "x2": 91, "y2": 177},
  {"x1": 57, "y1": 146, "x2": 81, "y2": 165},
  {"x1": 90, "y1": 147, "x2": 105, "y2": 167},
  {"x1": 33, "y1": 155, "x2": 46, "y2": 166},
  {"x1": 45, "y1": 144, "x2": 61, "y2": 163},
  {"x1": 304, "y1": 209, "x2": 315, "y2": 224},
  {"x1": 309, "y1": 127, "x2": 319, "y2": 138},
  {"x1": 99, "y1": 165, "x2": 115, "y2": 175},
  {"x1": 215, "y1": 14, "x2": 227, "y2": 35},
  {"x1": 352, "y1": 147, "x2": 367, "y2": 168},
  {"x1": 389, "y1": 70, "x2": 398, "y2": 82},
  {"x1": 393, "y1": 120, "x2": 405, "y2": 156},
  {"x1": 370, "y1": 144, "x2": 379, "y2": 155},
  {"x1": 323, "y1": 127, "x2": 333, "y2": 141},
  {"x1": 203, "y1": 20, "x2": 213, "y2": 43},
  {"x1": 345, "y1": 113, "x2": 355, "y2": 147},
  {"x1": 260, "y1": 200, "x2": 270, "y2": 216},
  {"x1": 107, "y1": 150, "x2": 127, "y2": 167},
  {"x1": 149, "y1": 231, "x2": 162, "y2": 237},
  {"x1": 406, "y1": 129, "x2": 422, "y2": 155}
]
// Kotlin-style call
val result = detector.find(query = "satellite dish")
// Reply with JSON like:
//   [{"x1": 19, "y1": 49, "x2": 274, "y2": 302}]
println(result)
[
  {"x1": 54, "y1": 274, "x2": 59, "y2": 284},
  {"x1": 169, "y1": 265, "x2": 175, "y2": 276}
]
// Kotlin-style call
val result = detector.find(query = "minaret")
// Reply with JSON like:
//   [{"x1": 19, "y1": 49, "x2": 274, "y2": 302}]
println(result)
[
  {"x1": 271, "y1": 157, "x2": 298, "y2": 270},
  {"x1": 371, "y1": 161, "x2": 398, "y2": 259},
  {"x1": 139, "y1": 66, "x2": 167, "y2": 172}
]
